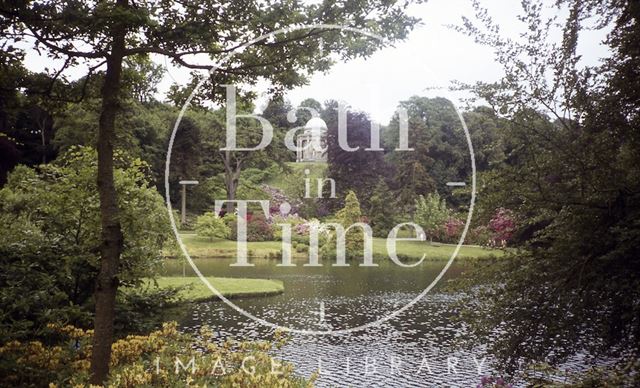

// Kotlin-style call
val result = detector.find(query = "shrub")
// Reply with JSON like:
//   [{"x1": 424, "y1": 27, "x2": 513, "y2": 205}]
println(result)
[
  {"x1": 0, "y1": 147, "x2": 169, "y2": 341},
  {"x1": 247, "y1": 213, "x2": 274, "y2": 242},
  {"x1": 488, "y1": 208, "x2": 516, "y2": 247},
  {"x1": 271, "y1": 213, "x2": 307, "y2": 241},
  {"x1": 468, "y1": 225, "x2": 492, "y2": 246},
  {"x1": 261, "y1": 184, "x2": 301, "y2": 215},
  {"x1": 0, "y1": 322, "x2": 314, "y2": 387},
  {"x1": 114, "y1": 286, "x2": 183, "y2": 335},
  {"x1": 442, "y1": 216, "x2": 464, "y2": 243},
  {"x1": 414, "y1": 192, "x2": 449, "y2": 242},
  {"x1": 0, "y1": 244, "x2": 91, "y2": 344},
  {"x1": 228, "y1": 212, "x2": 274, "y2": 242},
  {"x1": 195, "y1": 212, "x2": 230, "y2": 240}
]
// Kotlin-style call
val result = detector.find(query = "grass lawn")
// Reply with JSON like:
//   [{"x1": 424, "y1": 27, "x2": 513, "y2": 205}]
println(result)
[
  {"x1": 151, "y1": 276, "x2": 284, "y2": 302},
  {"x1": 171, "y1": 232, "x2": 503, "y2": 260},
  {"x1": 371, "y1": 238, "x2": 503, "y2": 260},
  {"x1": 170, "y1": 233, "x2": 285, "y2": 258},
  {"x1": 265, "y1": 161, "x2": 327, "y2": 195}
]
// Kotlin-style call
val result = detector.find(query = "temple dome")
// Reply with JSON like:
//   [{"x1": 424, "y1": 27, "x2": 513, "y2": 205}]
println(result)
[
  {"x1": 304, "y1": 117, "x2": 327, "y2": 135},
  {"x1": 296, "y1": 117, "x2": 328, "y2": 163}
]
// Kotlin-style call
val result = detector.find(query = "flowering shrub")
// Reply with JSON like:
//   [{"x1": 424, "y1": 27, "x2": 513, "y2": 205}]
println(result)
[
  {"x1": 293, "y1": 221, "x2": 311, "y2": 236},
  {"x1": 270, "y1": 213, "x2": 308, "y2": 241},
  {"x1": 488, "y1": 208, "x2": 516, "y2": 247},
  {"x1": 247, "y1": 213, "x2": 274, "y2": 241},
  {"x1": 225, "y1": 213, "x2": 272, "y2": 242},
  {"x1": 443, "y1": 216, "x2": 464, "y2": 242},
  {"x1": 0, "y1": 322, "x2": 314, "y2": 387},
  {"x1": 477, "y1": 375, "x2": 513, "y2": 388},
  {"x1": 261, "y1": 184, "x2": 301, "y2": 215}
]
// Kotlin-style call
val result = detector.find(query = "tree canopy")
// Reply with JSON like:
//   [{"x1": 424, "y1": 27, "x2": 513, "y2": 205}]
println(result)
[
  {"x1": 454, "y1": 0, "x2": 640, "y2": 373},
  {"x1": 1, "y1": 1, "x2": 423, "y2": 381}
]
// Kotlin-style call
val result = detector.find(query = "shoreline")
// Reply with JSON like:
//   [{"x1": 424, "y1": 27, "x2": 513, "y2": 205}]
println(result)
[
  {"x1": 165, "y1": 233, "x2": 506, "y2": 262},
  {"x1": 150, "y1": 276, "x2": 284, "y2": 303}
]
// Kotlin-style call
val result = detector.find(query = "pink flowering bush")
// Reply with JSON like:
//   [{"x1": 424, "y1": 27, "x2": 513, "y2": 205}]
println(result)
[
  {"x1": 260, "y1": 184, "x2": 301, "y2": 215},
  {"x1": 488, "y1": 208, "x2": 516, "y2": 247},
  {"x1": 293, "y1": 222, "x2": 310, "y2": 235},
  {"x1": 227, "y1": 213, "x2": 274, "y2": 242},
  {"x1": 444, "y1": 216, "x2": 464, "y2": 241},
  {"x1": 270, "y1": 213, "x2": 308, "y2": 242}
]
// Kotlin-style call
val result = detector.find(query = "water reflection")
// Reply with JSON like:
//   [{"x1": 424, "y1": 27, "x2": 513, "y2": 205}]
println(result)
[{"x1": 163, "y1": 258, "x2": 495, "y2": 387}]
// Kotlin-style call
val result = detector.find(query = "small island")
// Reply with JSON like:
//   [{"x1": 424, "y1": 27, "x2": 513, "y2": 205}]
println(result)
[{"x1": 152, "y1": 277, "x2": 284, "y2": 302}]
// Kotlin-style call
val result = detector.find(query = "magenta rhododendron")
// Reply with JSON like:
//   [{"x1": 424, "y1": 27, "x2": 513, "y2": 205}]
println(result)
[
  {"x1": 444, "y1": 216, "x2": 464, "y2": 239},
  {"x1": 488, "y1": 208, "x2": 516, "y2": 246}
]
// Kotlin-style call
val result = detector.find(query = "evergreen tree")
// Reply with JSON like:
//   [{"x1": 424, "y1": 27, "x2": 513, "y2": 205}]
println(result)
[
  {"x1": 367, "y1": 179, "x2": 397, "y2": 237},
  {"x1": 335, "y1": 190, "x2": 364, "y2": 256}
]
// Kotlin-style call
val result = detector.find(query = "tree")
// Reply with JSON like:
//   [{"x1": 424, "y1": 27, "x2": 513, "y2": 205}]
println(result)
[
  {"x1": 324, "y1": 104, "x2": 387, "y2": 210},
  {"x1": 195, "y1": 212, "x2": 231, "y2": 241},
  {"x1": 0, "y1": 64, "x2": 67, "y2": 168},
  {"x1": 0, "y1": 146, "x2": 168, "y2": 341},
  {"x1": 414, "y1": 192, "x2": 449, "y2": 242},
  {"x1": 367, "y1": 178, "x2": 397, "y2": 237},
  {"x1": 169, "y1": 116, "x2": 202, "y2": 181},
  {"x1": 454, "y1": 0, "x2": 640, "y2": 373},
  {"x1": 261, "y1": 95, "x2": 296, "y2": 132},
  {"x1": 333, "y1": 190, "x2": 365, "y2": 256},
  {"x1": 0, "y1": 134, "x2": 20, "y2": 186},
  {"x1": 2, "y1": 1, "x2": 420, "y2": 381},
  {"x1": 203, "y1": 101, "x2": 288, "y2": 214},
  {"x1": 297, "y1": 97, "x2": 324, "y2": 124},
  {"x1": 385, "y1": 97, "x2": 469, "y2": 209},
  {"x1": 122, "y1": 55, "x2": 163, "y2": 104},
  {"x1": 12, "y1": 104, "x2": 55, "y2": 164}
]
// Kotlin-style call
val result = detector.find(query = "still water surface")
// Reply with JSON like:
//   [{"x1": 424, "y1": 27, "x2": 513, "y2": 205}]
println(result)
[{"x1": 162, "y1": 257, "x2": 495, "y2": 387}]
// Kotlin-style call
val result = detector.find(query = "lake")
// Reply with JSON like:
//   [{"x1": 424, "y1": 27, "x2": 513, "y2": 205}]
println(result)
[{"x1": 162, "y1": 257, "x2": 497, "y2": 387}]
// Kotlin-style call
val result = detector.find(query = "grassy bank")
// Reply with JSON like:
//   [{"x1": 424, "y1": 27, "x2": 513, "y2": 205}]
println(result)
[
  {"x1": 170, "y1": 232, "x2": 504, "y2": 260},
  {"x1": 152, "y1": 276, "x2": 284, "y2": 302},
  {"x1": 266, "y1": 161, "x2": 326, "y2": 196}
]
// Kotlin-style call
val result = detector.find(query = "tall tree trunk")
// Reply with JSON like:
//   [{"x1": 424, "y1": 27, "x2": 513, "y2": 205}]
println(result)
[
  {"x1": 226, "y1": 178, "x2": 237, "y2": 215},
  {"x1": 222, "y1": 150, "x2": 242, "y2": 215},
  {"x1": 89, "y1": 0, "x2": 127, "y2": 384},
  {"x1": 39, "y1": 118, "x2": 46, "y2": 164}
]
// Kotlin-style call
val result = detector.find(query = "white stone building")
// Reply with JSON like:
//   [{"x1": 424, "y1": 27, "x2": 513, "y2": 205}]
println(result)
[{"x1": 296, "y1": 117, "x2": 328, "y2": 162}]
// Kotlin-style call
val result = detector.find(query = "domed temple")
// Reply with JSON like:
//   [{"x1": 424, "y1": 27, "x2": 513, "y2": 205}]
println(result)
[{"x1": 296, "y1": 117, "x2": 328, "y2": 162}]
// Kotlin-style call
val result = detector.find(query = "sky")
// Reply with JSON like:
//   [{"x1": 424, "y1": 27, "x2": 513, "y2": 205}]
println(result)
[
  {"x1": 283, "y1": 0, "x2": 516, "y2": 122},
  {"x1": 281, "y1": 0, "x2": 610, "y2": 122},
  {"x1": 23, "y1": 0, "x2": 611, "y2": 124}
]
